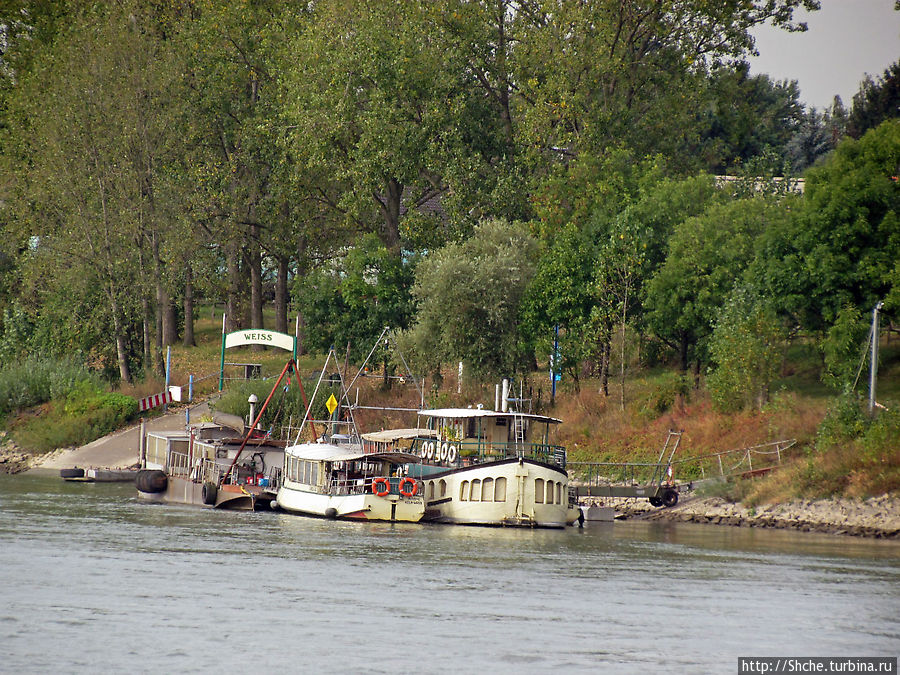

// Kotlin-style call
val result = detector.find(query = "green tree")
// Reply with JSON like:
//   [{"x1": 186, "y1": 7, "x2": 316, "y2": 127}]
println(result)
[
  {"x1": 405, "y1": 219, "x2": 538, "y2": 378},
  {"x1": 706, "y1": 285, "x2": 784, "y2": 412},
  {"x1": 644, "y1": 197, "x2": 785, "y2": 376}
]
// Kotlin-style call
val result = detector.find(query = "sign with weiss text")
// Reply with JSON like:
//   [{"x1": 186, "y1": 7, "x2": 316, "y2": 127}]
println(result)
[{"x1": 224, "y1": 329, "x2": 295, "y2": 353}]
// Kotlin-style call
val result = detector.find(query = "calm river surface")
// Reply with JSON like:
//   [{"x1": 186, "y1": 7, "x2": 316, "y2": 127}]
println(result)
[{"x1": 1, "y1": 473, "x2": 897, "y2": 673}]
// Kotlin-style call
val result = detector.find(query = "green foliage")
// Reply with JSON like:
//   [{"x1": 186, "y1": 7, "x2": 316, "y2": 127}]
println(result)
[
  {"x1": 822, "y1": 305, "x2": 869, "y2": 389},
  {"x1": 636, "y1": 371, "x2": 690, "y2": 420},
  {"x1": 815, "y1": 393, "x2": 868, "y2": 449},
  {"x1": 405, "y1": 219, "x2": 538, "y2": 378},
  {"x1": 11, "y1": 387, "x2": 137, "y2": 453},
  {"x1": 0, "y1": 356, "x2": 102, "y2": 417},
  {"x1": 294, "y1": 234, "x2": 417, "y2": 361},
  {"x1": 707, "y1": 286, "x2": 784, "y2": 412}
]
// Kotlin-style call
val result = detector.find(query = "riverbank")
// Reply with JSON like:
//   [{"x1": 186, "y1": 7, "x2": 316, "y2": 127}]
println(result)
[{"x1": 588, "y1": 493, "x2": 900, "y2": 539}]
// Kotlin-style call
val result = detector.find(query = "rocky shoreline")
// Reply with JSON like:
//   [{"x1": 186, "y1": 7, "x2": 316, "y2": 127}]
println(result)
[{"x1": 587, "y1": 493, "x2": 900, "y2": 539}]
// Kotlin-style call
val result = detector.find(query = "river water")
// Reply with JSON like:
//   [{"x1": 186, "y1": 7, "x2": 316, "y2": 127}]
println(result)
[{"x1": 1, "y1": 474, "x2": 897, "y2": 673}]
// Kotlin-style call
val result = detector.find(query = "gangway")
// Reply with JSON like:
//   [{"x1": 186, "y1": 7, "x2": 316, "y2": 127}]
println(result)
[{"x1": 568, "y1": 431, "x2": 682, "y2": 508}]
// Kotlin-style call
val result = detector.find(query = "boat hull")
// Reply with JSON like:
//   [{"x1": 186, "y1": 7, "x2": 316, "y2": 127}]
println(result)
[
  {"x1": 276, "y1": 481, "x2": 424, "y2": 522},
  {"x1": 136, "y1": 474, "x2": 273, "y2": 511},
  {"x1": 416, "y1": 458, "x2": 577, "y2": 528}
]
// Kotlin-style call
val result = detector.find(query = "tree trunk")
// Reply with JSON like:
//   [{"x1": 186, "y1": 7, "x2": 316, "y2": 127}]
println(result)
[
  {"x1": 183, "y1": 262, "x2": 195, "y2": 347},
  {"x1": 152, "y1": 233, "x2": 165, "y2": 376},
  {"x1": 250, "y1": 223, "x2": 264, "y2": 330},
  {"x1": 376, "y1": 177, "x2": 403, "y2": 254},
  {"x1": 225, "y1": 240, "x2": 245, "y2": 332},
  {"x1": 275, "y1": 254, "x2": 289, "y2": 335},
  {"x1": 163, "y1": 294, "x2": 177, "y2": 346},
  {"x1": 679, "y1": 335, "x2": 690, "y2": 372}
]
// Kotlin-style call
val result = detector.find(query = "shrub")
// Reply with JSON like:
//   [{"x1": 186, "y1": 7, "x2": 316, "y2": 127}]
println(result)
[{"x1": 0, "y1": 356, "x2": 102, "y2": 417}]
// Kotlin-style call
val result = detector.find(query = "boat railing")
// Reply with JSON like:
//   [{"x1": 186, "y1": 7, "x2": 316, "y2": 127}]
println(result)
[
  {"x1": 410, "y1": 437, "x2": 566, "y2": 468},
  {"x1": 325, "y1": 475, "x2": 422, "y2": 497}
]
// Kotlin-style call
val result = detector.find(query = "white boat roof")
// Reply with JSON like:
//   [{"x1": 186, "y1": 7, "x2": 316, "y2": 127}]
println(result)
[
  {"x1": 416, "y1": 408, "x2": 562, "y2": 424},
  {"x1": 362, "y1": 428, "x2": 438, "y2": 442},
  {"x1": 286, "y1": 442, "x2": 420, "y2": 464}
]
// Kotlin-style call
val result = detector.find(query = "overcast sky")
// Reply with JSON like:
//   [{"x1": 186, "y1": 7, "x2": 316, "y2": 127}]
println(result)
[{"x1": 748, "y1": 0, "x2": 899, "y2": 110}]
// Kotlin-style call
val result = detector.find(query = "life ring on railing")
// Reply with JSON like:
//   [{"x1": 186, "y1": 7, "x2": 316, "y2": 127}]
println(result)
[
  {"x1": 447, "y1": 444, "x2": 457, "y2": 463},
  {"x1": 439, "y1": 442, "x2": 448, "y2": 462},
  {"x1": 419, "y1": 443, "x2": 428, "y2": 459},
  {"x1": 398, "y1": 477, "x2": 418, "y2": 497},
  {"x1": 372, "y1": 477, "x2": 390, "y2": 497},
  {"x1": 426, "y1": 441, "x2": 435, "y2": 460}
]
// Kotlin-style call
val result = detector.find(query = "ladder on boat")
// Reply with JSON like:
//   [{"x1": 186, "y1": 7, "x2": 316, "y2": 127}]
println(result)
[{"x1": 512, "y1": 414, "x2": 526, "y2": 453}]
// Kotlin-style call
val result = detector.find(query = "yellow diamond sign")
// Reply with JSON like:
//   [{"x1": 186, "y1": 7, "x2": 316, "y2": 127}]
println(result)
[{"x1": 325, "y1": 393, "x2": 338, "y2": 416}]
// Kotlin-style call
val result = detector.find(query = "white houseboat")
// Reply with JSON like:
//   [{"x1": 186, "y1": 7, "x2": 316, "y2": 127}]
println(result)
[
  {"x1": 384, "y1": 407, "x2": 579, "y2": 528},
  {"x1": 276, "y1": 440, "x2": 424, "y2": 522}
]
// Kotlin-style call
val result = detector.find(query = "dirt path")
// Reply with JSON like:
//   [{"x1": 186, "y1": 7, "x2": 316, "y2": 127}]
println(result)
[{"x1": 31, "y1": 402, "x2": 211, "y2": 472}]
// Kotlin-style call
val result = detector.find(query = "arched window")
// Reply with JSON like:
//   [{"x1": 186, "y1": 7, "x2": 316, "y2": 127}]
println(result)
[
  {"x1": 426, "y1": 481, "x2": 434, "y2": 501},
  {"x1": 470, "y1": 479, "x2": 481, "y2": 502},
  {"x1": 535, "y1": 478, "x2": 545, "y2": 504},
  {"x1": 460, "y1": 480, "x2": 469, "y2": 501},
  {"x1": 494, "y1": 477, "x2": 507, "y2": 502},
  {"x1": 482, "y1": 478, "x2": 494, "y2": 502},
  {"x1": 546, "y1": 480, "x2": 554, "y2": 505}
]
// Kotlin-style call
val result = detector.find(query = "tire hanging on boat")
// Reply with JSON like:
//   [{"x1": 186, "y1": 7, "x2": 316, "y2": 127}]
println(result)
[
  {"x1": 59, "y1": 468, "x2": 85, "y2": 479},
  {"x1": 201, "y1": 481, "x2": 217, "y2": 505},
  {"x1": 135, "y1": 469, "x2": 167, "y2": 494}
]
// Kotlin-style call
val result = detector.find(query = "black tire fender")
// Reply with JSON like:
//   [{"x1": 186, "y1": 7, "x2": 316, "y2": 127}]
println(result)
[
  {"x1": 201, "y1": 481, "x2": 217, "y2": 505},
  {"x1": 60, "y1": 468, "x2": 85, "y2": 479},
  {"x1": 136, "y1": 469, "x2": 167, "y2": 494}
]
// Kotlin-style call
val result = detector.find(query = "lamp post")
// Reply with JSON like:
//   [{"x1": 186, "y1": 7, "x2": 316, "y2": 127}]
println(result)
[
  {"x1": 869, "y1": 301, "x2": 884, "y2": 415},
  {"x1": 248, "y1": 393, "x2": 259, "y2": 432}
]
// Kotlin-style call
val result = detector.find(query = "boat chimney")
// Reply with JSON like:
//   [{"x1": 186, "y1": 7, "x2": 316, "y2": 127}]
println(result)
[{"x1": 501, "y1": 378, "x2": 509, "y2": 412}]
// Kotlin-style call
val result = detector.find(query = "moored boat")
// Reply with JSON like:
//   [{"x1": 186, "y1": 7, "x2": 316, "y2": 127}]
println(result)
[
  {"x1": 276, "y1": 440, "x2": 424, "y2": 522},
  {"x1": 390, "y1": 407, "x2": 579, "y2": 528}
]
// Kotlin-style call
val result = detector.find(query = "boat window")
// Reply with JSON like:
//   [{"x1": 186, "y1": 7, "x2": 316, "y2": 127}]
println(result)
[
  {"x1": 494, "y1": 477, "x2": 507, "y2": 502},
  {"x1": 546, "y1": 480, "x2": 554, "y2": 505},
  {"x1": 439, "y1": 479, "x2": 447, "y2": 498},
  {"x1": 535, "y1": 478, "x2": 545, "y2": 503},
  {"x1": 459, "y1": 480, "x2": 469, "y2": 501},
  {"x1": 556, "y1": 482, "x2": 562, "y2": 505},
  {"x1": 426, "y1": 481, "x2": 434, "y2": 501},
  {"x1": 466, "y1": 418, "x2": 476, "y2": 438},
  {"x1": 482, "y1": 478, "x2": 493, "y2": 502},
  {"x1": 470, "y1": 479, "x2": 481, "y2": 502}
]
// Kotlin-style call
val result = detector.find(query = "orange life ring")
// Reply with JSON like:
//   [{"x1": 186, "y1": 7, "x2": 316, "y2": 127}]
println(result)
[
  {"x1": 372, "y1": 477, "x2": 390, "y2": 497},
  {"x1": 398, "y1": 477, "x2": 418, "y2": 497}
]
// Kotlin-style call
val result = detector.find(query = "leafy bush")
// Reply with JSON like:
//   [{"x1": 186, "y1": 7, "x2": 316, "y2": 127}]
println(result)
[
  {"x1": 0, "y1": 356, "x2": 103, "y2": 417},
  {"x1": 11, "y1": 391, "x2": 138, "y2": 453},
  {"x1": 636, "y1": 371, "x2": 689, "y2": 420}
]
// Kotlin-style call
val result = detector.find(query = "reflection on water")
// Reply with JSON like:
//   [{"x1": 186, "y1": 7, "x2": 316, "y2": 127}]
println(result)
[{"x1": 2, "y1": 473, "x2": 897, "y2": 673}]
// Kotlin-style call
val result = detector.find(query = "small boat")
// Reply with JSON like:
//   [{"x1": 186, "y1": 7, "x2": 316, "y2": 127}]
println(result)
[
  {"x1": 135, "y1": 421, "x2": 285, "y2": 510},
  {"x1": 60, "y1": 467, "x2": 137, "y2": 482},
  {"x1": 276, "y1": 440, "x2": 424, "y2": 522},
  {"x1": 274, "y1": 348, "x2": 425, "y2": 523},
  {"x1": 135, "y1": 359, "x2": 303, "y2": 511}
]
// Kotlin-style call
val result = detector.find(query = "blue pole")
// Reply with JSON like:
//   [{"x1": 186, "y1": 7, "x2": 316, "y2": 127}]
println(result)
[
  {"x1": 189, "y1": 374, "x2": 194, "y2": 403},
  {"x1": 164, "y1": 346, "x2": 171, "y2": 412},
  {"x1": 551, "y1": 325, "x2": 559, "y2": 401}
]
